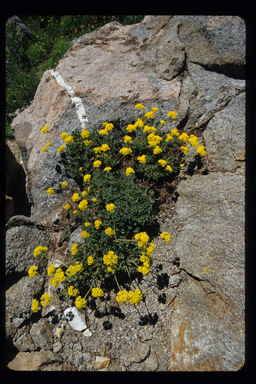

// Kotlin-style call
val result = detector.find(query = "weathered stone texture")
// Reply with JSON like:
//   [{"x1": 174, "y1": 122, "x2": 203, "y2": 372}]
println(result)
[{"x1": 7, "y1": 15, "x2": 245, "y2": 371}]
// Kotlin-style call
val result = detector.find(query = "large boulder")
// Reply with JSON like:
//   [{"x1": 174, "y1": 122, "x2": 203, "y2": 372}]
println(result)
[{"x1": 8, "y1": 16, "x2": 245, "y2": 371}]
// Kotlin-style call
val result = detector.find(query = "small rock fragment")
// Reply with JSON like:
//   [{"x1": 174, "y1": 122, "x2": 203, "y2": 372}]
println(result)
[
  {"x1": 94, "y1": 356, "x2": 111, "y2": 370},
  {"x1": 64, "y1": 307, "x2": 87, "y2": 332}
]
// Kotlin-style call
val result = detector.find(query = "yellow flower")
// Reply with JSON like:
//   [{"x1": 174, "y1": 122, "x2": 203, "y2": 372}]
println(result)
[
  {"x1": 116, "y1": 290, "x2": 129, "y2": 304},
  {"x1": 145, "y1": 111, "x2": 155, "y2": 119},
  {"x1": 78, "y1": 199, "x2": 88, "y2": 211},
  {"x1": 165, "y1": 134, "x2": 173, "y2": 142},
  {"x1": 71, "y1": 243, "x2": 78, "y2": 255},
  {"x1": 165, "y1": 165, "x2": 173, "y2": 172},
  {"x1": 84, "y1": 221, "x2": 91, "y2": 227},
  {"x1": 137, "y1": 155, "x2": 146, "y2": 164},
  {"x1": 124, "y1": 135, "x2": 133, "y2": 144},
  {"x1": 83, "y1": 174, "x2": 91, "y2": 182},
  {"x1": 94, "y1": 220, "x2": 102, "y2": 229},
  {"x1": 153, "y1": 145, "x2": 162, "y2": 155},
  {"x1": 75, "y1": 296, "x2": 86, "y2": 309},
  {"x1": 180, "y1": 163, "x2": 185, "y2": 167},
  {"x1": 126, "y1": 124, "x2": 136, "y2": 133},
  {"x1": 119, "y1": 147, "x2": 132, "y2": 155},
  {"x1": 31, "y1": 299, "x2": 39, "y2": 313},
  {"x1": 135, "y1": 232, "x2": 149, "y2": 247},
  {"x1": 40, "y1": 292, "x2": 51, "y2": 307},
  {"x1": 98, "y1": 129, "x2": 108, "y2": 135},
  {"x1": 91, "y1": 287, "x2": 104, "y2": 298},
  {"x1": 33, "y1": 246, "x2": 48, "y2": 257},
  {"x1": 106, "y1": 203, "x2": 115, "y2": 213},
  {"x1": 167, "y1": 111, "x2": 177, "y2": 119},
  {"x1": 46, "y1": 187, "x2": 54, "y2": 196},
  {"x1": 160, "y1": 232, "x2": 171, "y2": 244},
  {"x1": 46, "y1": 141, "x2": 52, "y2": 147},
  {"x1": 143, "y1": 125, "x2": 156, "y2": 134},
  {"x1": 81, "y1": 191, "x2": 87, "y2": 197},
  {"x1": 72, "y1": 193, "x2": 80, "y2": 202},
  {"x1": 104, "y1": 123, "x2": 114, "y2": 132},
  {"x1": 64, "y1": 135, "x2": 74, "y2": 144},
  {"x1": 196, "y1": 146, "x2": 207, "y2": 156},
  {"x1": 158, "y1": 159, "x2": 167, "y2": 167},
  {"x1": 160, "y1": 120, "x2": 166, "y2": 125},
  {"x1": 28, "y1": 266, "x2": 38, "y2": 278},
  {"x1": 104, "y1": 166, "x2": 112, "y2": 172},
  {"x1": 61, "y1": 181, "x2": 68, "y2": 188},
  {"x1": 41, "y1": 146, "x2": 48, "y2": 153},
  {"x1": 170, "y1": 128, "x2": 179, "y2": 136},
  {"x1": 81, "y1": 129, "x2": 90, "y2": 139},
  {"x1": 125, "y1": 167, "x2": 135, "y2": 176},
  {"x1": 135, "y1": 103, "x2": 145, "y2": 110},
  {"x1": 84, "y1": 140, "x2": 92, "y2": 146},
  {"x1": 128, "y1": 289, "x2": 143, "y2": 304},
  {"x1": 147, "y1": 133, "x2": 163, "y2": 147},
  {"x1": 87, "y1": 256, "x2": 94, "y2": 265},
  {"x1": 134, "y1": 117, "x2": 146, "y2": 128},
  {"x1": 64, "y1": 203, "x2": 70, "y2": 210},
  {"x1": 188, "y1": 134, "x2": 199, "y2": 147},
  {"x1": 57, "y1": 145, "x2": 66, "y2": 153},
  {"x1": 138, "y1": 265, "x2": 150, "y2": 275},
  {"x1": 81, "y1": 230, "x2": 90, "y2": 238},
  {"x1": 103, "y1": 250, "x2": 118, "y2": 272},
  {"x1": 73, "y1": 210, "x2": 78, "y2": 215},
  {"x1": 41, "y1": 125, "x2": 49, "y2": 134},
  {"x1": 180, "y1": 146, "x2": 189, "y2": 154},
  {"x1": 93, "y1": 160, "x2": 101, "y2": 168},
  {"x1": 178, "y1": 132, "x2": 189, "y2": 142},
  {"x1": 66, "y1": 263, "x2": 83, "y2": 277},
  {"x1": 105, "y1": 227, "x2": 115, "y2": 236},
  {"x1": 101, "y1": 144, "x2": 110, "y2": 151},
  {"x1": 47, "y1": 264, "x2": 55, "y2": 277},
  {"x1": 68, "y1": 285, "x2": 78, "y2": 297},
  {"x1": 60, "y1": 132, "x2": 69, "y2": 139}
]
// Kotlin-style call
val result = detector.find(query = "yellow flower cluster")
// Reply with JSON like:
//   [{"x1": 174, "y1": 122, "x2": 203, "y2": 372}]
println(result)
[
  {"x1": 78, "y1": 199, "x2": 88, "y2": 211},
  {"x1": 49, "y1": 267, "x2": 66, "y2": 288},
  {"x1": 126, "y1": 167, "x2": 135, "y2": 176},
  {"x1": 137, "y1": 242, "x2": 155, "y2": 275},
  {"x1": 40, "y1": 292, "x2": 51, "y2": 306},
  {"x1": 71, "y1": 243, "x2": 78, "y2": 255},
  {"x1": 31, "y1": 299, "x2": 39, "y2": 313},
  {"x1": 116, "y1": 289, "x2": 143, "y2": 305},
  {"x1": 106, "y1": 203, "x2": 115, "y2": 213},
  {"x1": 91, "y1": 287, "x2": 104, "y2": 298},
  {"x1": 46, "y1": 187, "x2": 54, "y2": 196},
  {"x1": 98, "y1": 122, "x2": 114, "y2": 135},
  {"x1": 87, "y1": 256, "x2": 94, "y2": 265},
  {"x1": 103, "y1": 250, "x2": 118, "y2": 272},
  {"x1": 68, "y1": 285, "x2": 78, "y2": 297},
  {"x1": 134, "y1": 232, "x2": 150, "y2": 248},
  {"x1": 28, "y1": 265, "x2": 38, "y2": 277},
  {"x1": 33, "y1": 246, "x2": 48, "y2": 257},
  {"x1": 66, "y1": 262, "x2": 83, "y2": 277},
  {"x1": 119, "y1": 147, "x2": 132, "y2": 155},
  {"x1": 160, "y1": 232, "x2": 171, "y2": 244},
  {"x1": 75, "y1": 295, "x2": 86, "y2": 309},
  {"x1": 104, "y1": 227, "x2": 115, "y2": 236},
  {"x1": 94, "y1": 220, "x2": 102, "y2": 229}
]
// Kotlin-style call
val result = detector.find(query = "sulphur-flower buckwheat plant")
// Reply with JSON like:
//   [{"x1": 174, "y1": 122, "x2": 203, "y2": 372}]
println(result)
[{"x1": 29, "y1": 104, "x2": 207, "y2": 320}]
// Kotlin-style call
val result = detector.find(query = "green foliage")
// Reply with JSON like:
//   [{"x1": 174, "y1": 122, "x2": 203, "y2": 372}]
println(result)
[{"x1": 5, "y1": 15, "x2": 144, "y2": 137}]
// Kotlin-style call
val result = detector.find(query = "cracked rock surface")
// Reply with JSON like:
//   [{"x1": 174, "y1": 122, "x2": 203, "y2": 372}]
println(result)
[{"x1": 7, "y1": 15, "x2": 245, "y2": 371}]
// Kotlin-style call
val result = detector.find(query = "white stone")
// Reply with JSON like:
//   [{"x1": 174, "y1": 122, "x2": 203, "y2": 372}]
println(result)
[
  {"x1": 64, "y1": 307, "x2": 87, "y2": 332},
  {"x1": 83, "y1": 328, "x2": 92, "y2": 337}
]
